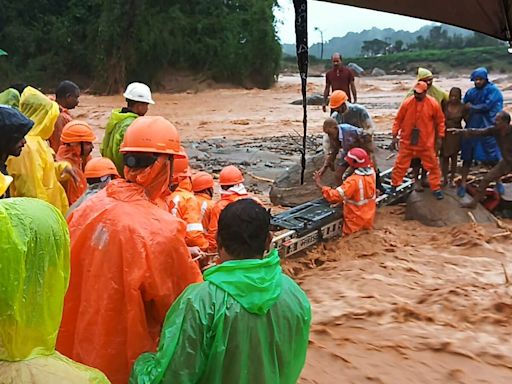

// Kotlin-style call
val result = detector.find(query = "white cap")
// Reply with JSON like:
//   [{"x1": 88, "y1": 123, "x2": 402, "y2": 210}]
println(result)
[{"x1": 123, "y1": 82, "x2": 155, "y2": 104}]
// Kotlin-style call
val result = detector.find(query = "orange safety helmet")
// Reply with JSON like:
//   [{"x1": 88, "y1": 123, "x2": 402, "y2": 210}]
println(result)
[
  {"x1": 191, "y1": 171, "x2": 214, "y2": 192},
  {"x1": 120, "y1": 116, "x2": 185, "y2": 157},
  {"x1": 84, "y1": 157, "x2": 120, "y2": 179},
  {"x1": 329, "y1": 90, "x2": 348, "y2": 109},
  {"x1": 172, "y1": 147, "x2": 192, "y2": 179},
  {"x1": 60, "y1": 120, "x2": 96, "y2": 143},
  {"x1": 219, "y1": 165, "x2": 244, "y2": 186},
  {"x1": 344, "y1": 147, "x2": 371, "y2": 168}
]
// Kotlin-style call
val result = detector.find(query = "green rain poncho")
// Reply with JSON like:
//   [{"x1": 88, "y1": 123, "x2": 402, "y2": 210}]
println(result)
[
  {"x1": 0, "y1": 88, "x2": 21, "y2": 109},
  {"x1": 100, "y1": 108, "x2": 138, "y2": 177},
  {"x1": 130, "y1": 249, "x2": 311, "y2": 384},
  {"x1": 0, "y1": 197, "x2": 109, "y2": 383}
]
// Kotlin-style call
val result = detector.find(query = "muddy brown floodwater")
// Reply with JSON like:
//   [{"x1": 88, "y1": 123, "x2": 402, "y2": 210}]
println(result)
[{"x1": 76, "y1": 73, "x2": 512, "y2": 383}]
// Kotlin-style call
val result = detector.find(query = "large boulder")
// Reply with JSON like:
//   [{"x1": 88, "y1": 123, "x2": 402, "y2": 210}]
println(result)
[
  {"x1": 347, "y1": 62, "x2": 364, "y2": 76},
  {"x1": 291, "y1": 93, "x2": 325, "y2": 106},
  {"x1": 270, "y1": 153, "x2": 337, "y2": 207},
  {"x1": 405, "y1": 188, "x2": 496, "y2": 226},
  {"x1": 371, "y1": 67, "x2": 386, "y2": 77}
]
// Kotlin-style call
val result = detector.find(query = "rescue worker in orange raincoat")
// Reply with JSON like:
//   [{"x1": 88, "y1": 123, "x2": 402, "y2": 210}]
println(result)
[
  {"x1": 56, "y1": 120, "x2": 96, "y2": 206},
  {"x1": 57, "y1": 116, "x2": 203, "y2": 384},
  {"x1": 390, "y1": 81, "x2": 446, "y2": 200},
  {"x1": 192, "y1": 171, "x2": 215, "y2": 231},
  {"x1": 67, "y1": 157, "x2": 120, "y2": 216},
  {"x1": 206, "y1": 165, "x2": 259, "y2": 252},
  {"x1": 314, "y1": 147, "x2": 377, "y2": 235},
  {"x1": 168, "y1": 148, "x2": 208, "y2": 251}
]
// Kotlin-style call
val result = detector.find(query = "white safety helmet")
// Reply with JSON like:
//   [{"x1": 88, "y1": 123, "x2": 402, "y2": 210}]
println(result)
[{"x1": 123, "y1": 82, "x2": 155, "y2": 105}]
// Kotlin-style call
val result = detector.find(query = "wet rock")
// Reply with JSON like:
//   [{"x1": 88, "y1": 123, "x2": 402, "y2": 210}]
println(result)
[
  {"x1": 270, "y1": 153, "x2": 338, "y2": 207},
  {"x1": 371, "y1": 67, "x2": 386, "y2": 77},
  {"x1": 405, "y1": 188, "x2": 496, "y2": 227},
  {"x1": 347, "y1": 62, "x2": 364, "y2": 76},
  {"x1": 291, "y1": 93, "x2": 325, "y2": 106},
  {"x1": 187, "y1": 146, "x2": 210, "y2": 161}
]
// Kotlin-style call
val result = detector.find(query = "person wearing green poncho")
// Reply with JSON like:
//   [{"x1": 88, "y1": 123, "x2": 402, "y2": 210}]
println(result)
[
  {"x1": 101, "y1": 82, "x2": 155, "y2": 176},
  {"x1": 0, "y1": 84, "x2": 27, "y2": 109},
  {"x1": 0, "y1": 197, "x2": 110, "y2": 383},
  {"x1": 130, "y1": 198, "x2": 312, "y2": 384}
]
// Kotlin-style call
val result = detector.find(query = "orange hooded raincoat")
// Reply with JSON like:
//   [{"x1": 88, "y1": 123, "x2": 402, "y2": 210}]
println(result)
[
  {"x1": 195, "y1": 192, "x2": 215, "y2": 231},
  {"x1": 56, "y1": 144, "x2": 89, "y2": 205},
  {"x1": 206, "y1": 187, "x2": 261, "y2": 252},
  {"x1": 391, "y1": 94, "x2": 446, "y2": 190},
  {"x1": 57, "y1": 156, "x2": 203, "y2": 384},
  {"x1": 322, "y1": 167, "x2": 377, "y2": 235},
  {"x1": 168, "y1": 177, "x2": 209, "y2": 250}
]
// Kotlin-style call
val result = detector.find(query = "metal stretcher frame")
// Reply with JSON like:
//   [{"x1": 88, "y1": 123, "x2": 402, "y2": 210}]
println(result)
[{"x1": 270, "y1": 168, "x2": 414, "y2": 257}]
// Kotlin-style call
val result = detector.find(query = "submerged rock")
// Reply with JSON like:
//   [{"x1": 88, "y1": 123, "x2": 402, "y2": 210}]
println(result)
[
  {"x1": 290, "y1": 93, "x2": 325, "y2": 106},
  {"x1": 371, "y1": 67, "x2": 386, "y2": 77},
  {"x1": 405, "y1": 188, "x2": 496, "y2": 227},
  {"x1": 270, "y1": 153, "x2": 338, "y2": 207}
]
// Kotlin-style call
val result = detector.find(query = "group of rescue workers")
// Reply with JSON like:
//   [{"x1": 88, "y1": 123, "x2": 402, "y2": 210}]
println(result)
[
  {"x1": 316, "y1": 53, "x2": 510, "y2": 236},
  {"x1": 0, "y1": 53, "x2": 510, "y2": 383},
  {"x1": 0, "y1": 82, "x2": 311, "y2": 383}
]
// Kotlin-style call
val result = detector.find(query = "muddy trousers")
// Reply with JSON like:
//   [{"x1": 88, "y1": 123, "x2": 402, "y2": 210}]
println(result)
[
  {"x1": 475, "y1": 160, "x2": 512, "y2": 196},
  {"x1": 392, "y1": 147, "x2": 441, "y2": 191}
]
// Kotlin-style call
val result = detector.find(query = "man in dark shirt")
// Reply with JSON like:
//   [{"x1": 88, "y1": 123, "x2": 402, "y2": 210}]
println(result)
[
  {"x1": 449, "y1": 111, "x2": 512, "y2": 208},
  {"x1": 0, "y1": 105, "x2": 33, "y2": 198},
  {"x1": 322, "y1": 53, "x2": 357, "y2": 112}
]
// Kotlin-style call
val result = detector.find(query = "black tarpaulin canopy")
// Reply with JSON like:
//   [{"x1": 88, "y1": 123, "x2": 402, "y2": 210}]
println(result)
[
  {"x1": 292, "y1": 0, "x2": 512, "y2": 184},
  {"x1": 321, "y1": 0, "x2": 512, "y2": 42}
]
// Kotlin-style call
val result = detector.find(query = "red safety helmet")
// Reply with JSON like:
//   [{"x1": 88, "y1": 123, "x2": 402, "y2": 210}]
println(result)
[{"x1": 344, "y1": 147, "x2": 371, "y2": 168}]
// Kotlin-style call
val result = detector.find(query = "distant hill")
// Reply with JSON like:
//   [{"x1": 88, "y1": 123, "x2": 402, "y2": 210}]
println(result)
[{"x1": 282, "y1": 23, "x2": 473, "y2": 58}]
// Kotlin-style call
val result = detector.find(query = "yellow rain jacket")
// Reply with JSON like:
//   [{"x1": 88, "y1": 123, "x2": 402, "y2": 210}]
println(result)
[
  {"x1": 6, "y1": 87, "x2": 69, "y2": 214},
  {"x1": 0, "y1": 197, "x2": 110, "y2": 383}
]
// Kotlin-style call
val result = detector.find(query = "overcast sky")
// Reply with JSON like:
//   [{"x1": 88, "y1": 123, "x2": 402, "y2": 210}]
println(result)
[{"x1": 275, "y1": 0, "x2": 432, "y2": 44}]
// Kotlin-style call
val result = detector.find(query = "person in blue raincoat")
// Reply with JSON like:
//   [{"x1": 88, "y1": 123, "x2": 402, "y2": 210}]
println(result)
[
  {"x1": 458, "y1": 67, "x2": 504, "y2": 197},
  {"x1": 130, "y1": 198, "x2": 312, "y2": 384}
]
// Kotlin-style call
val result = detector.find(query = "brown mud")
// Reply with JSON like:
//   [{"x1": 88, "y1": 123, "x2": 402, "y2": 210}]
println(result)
[{"x1": 76, "y1": 73, "x2": 512, "y2": 383}]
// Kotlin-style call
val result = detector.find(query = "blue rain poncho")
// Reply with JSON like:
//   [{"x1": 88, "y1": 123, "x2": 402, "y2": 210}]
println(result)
[{"x1": 462, "y1": 67, "x2": 504, "y2": 162}]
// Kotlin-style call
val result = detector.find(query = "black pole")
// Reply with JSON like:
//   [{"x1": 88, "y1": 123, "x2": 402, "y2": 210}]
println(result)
[
  {"x1": 320, "y1": 30, "x2": 324, "y2": 60},
  {"x1": 293, "y1": 0, "x2": 308, "y2": 184}
]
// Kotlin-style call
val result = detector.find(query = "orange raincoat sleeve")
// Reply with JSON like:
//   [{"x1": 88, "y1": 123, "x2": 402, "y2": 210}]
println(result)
[
  {"x1": 169, "y1": 180, "x2": 209, "y2": 251},
  {"x1": 179, "y1": 196, "x2": 208, "y2": 250},
  {"x1": 206, "y1": 202, "x2": 223, "y2": 252},
  {"x1": 56, "y1": 145, "x2": 88, "y2": 205},
  {"x1": 392, "y1": 97, "x2": 410, "y2": 138},
  {"x1": 196, "y1": 194, "x2": 215, "y2": 231},
  {"x1": 321, "y1": 178, "x2": 358, "y2": 204}
]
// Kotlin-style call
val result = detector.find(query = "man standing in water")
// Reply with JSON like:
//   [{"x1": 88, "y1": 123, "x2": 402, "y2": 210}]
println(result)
[
  {"x1": 458, "y1": 67, "x2": 503, "y2": 197},
  {"x1": 441, "y1": 87, "x2": 469, "y2": 187},
  {"x1": 322, "y1": 52, "x2": 357, "y2": 112},
  {"x1": 390, "y1": 81, "x2": 445, "y2": 200}
]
